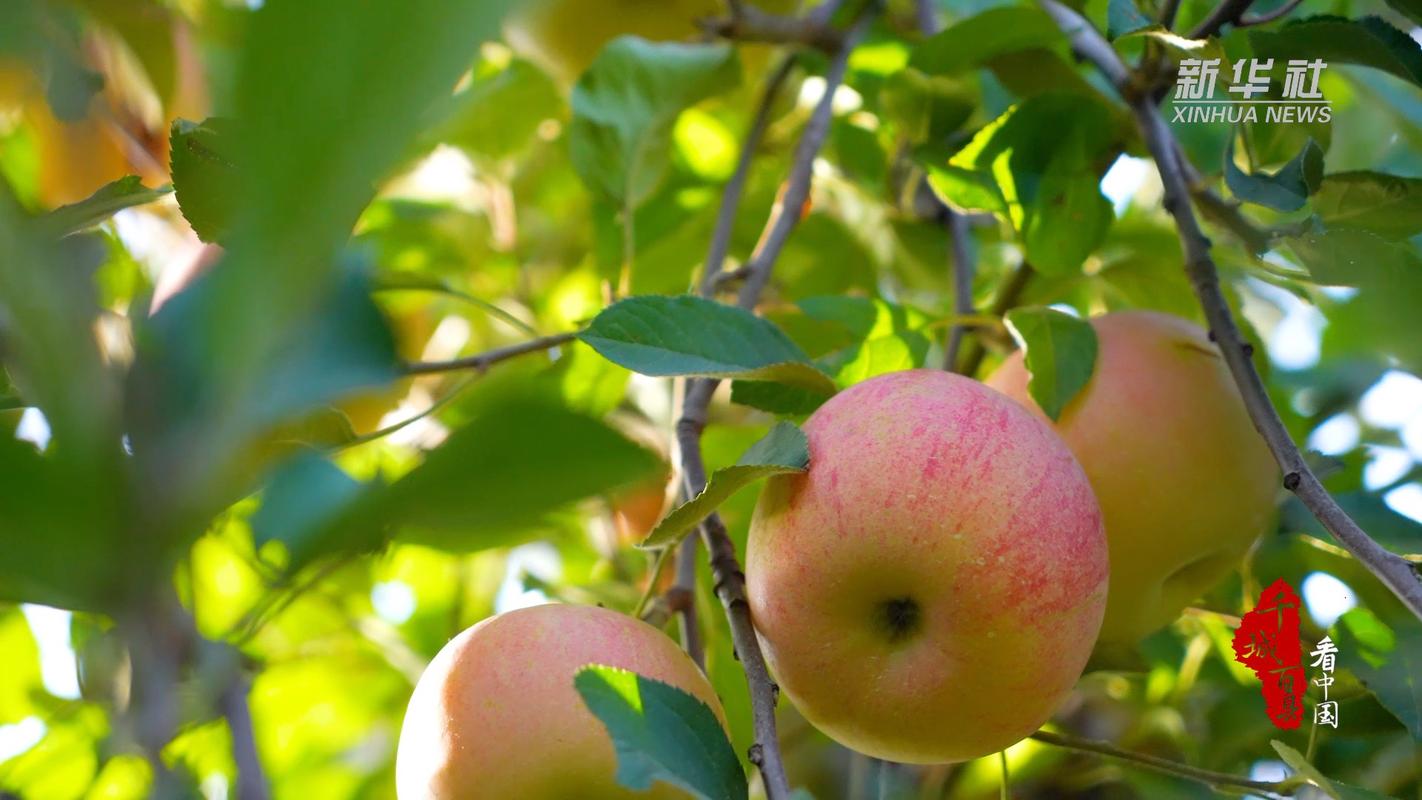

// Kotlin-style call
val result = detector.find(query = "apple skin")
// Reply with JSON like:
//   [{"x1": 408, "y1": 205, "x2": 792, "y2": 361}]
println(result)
[
  {"x1": 747, "y1": 369, "x2": 1108, "y2": 763},
  {"x1": 396, "y1": 603, "x2": 724, "y2": 799},
  {"x1": 986, "y1": 310, "x2": 1278, "y2": 646}
]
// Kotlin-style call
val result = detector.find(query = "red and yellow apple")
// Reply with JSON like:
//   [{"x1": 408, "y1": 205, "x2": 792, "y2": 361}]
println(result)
[
  {"x1": 987, "y1": 310, "x2": 1278, "y2": 646},
  {"x1": 396, "y1": 603, "x2": 724, "y2": 799},
  {"x1": 747, "y1": 369, "x2": 1108, "y2": 763}
]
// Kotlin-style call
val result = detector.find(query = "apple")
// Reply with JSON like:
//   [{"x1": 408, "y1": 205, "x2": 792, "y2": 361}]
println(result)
[
  {"x1": 612, "y1": 472, "x2": 672, "y2": 546},
  {"x1": 746, "y1": 369, "x2": 1108, "y2": 763},
  {"x1": 396, "y1": 603, "x2": 725, "y2": 799},
  {"x1": 986, "y1": 310, "x2": 1278, "y2": 646}
]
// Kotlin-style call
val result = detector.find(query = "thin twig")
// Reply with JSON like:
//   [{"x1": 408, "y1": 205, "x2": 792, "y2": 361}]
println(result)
[
  {"x1": 1188, "y1": 0, "x2": 1258, "y2": 38},
  {"x1": 118, "y1": 591, "x2": 191, "y2": 799},
  {"x1": 700, "y1": 54, "x2": 799, "y2": 294},
  {"x1": 678, "y1": 51, "x2": 800, "y2": 666},
  {"x1": 699, "y1": 3, "x2": 844, "y2": 51},
  {"x1": 1041, "y1": 0, "x2": 1422, "y2": 621},
  {"x1": 219, "y1": 671, "x2": 271, "y2": 800},
  {"x1": 736, "y1": 4, "x2": 868, "y2": 307},
  {"x1": 1238, "y1": 0, "x2": 1304, "y2": 26},
  {"x1": 670, "y1": 3, "x2": 875, "y2": 797},
  {"x1": 914, "y1": 0, "x2": 937, "y2": 35},
  {"x1": 913, "y1": 0, "x2": 978, "y2": 374},
  {"x1": 402, "y1": 331, "x2": 576, "y2": 375},
  {"x1": 1158, "y1": 0, "x2": 1184, "y2": 28},
  {"x1": 957, "y1": 261, "x2": 1033, "y2": 377},
  {"x1": 1029, "y1": 731, "x2": 1293, "y2": 797},
  {"x1": 942, "y1": 208, "x2": 975, "y2": 372}
]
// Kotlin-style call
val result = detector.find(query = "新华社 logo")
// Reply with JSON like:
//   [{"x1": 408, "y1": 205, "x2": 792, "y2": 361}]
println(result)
[{"x1": 1171, "y1": 58, "x2": 1332, "y2": 124}]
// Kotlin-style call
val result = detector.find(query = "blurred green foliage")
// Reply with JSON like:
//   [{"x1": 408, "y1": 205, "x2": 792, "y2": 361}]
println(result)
[{"x1": 0, "y1": 0, "x2": 1421, "y2": 798}]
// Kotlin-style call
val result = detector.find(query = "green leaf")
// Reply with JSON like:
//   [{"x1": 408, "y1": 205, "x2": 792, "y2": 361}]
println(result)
[
  {"x1": 1294, "y1": 230, "x2": 1422, "y2": 375},
  {"x1": 135, "y1": 263, "x2": 401, "y2": 435},
  {"x1": 1249, "y1": 16, "x2": 1422, "y2": 89},
  {"x1": 1022, "y1": 148, "x2": 1114, "y2": 275},
  {"x1": 1224, "y1": 137, "x2": 1323, "y2": 212},
  {"x1": 910, "y1": 7, "x2": 1061, "y2": 75},
  {"x1": 429, "y1": 58, "x2": 562, "y2": 163},
  {"x1": 251, "y1": 453, "x2": 384, "y2": 572},
  {"x1": 163, "y1": 0, "x2": 515, "y2": 455},
  {"x1": 0, "y1": 195, "x2": 126, "y2": 606},
  {"x1": 729, "y1": 298, "x2": 931, "y2": 414},
  {"x1": 923, "y1": 163, "x2": 1009, "y2": 216},
  {"x1": 169, "y1": 117, "x2": 238, "y2": 243},
  {"x1": 1334, "y1": 606, "x2": 1422, "y2": 742},
  {"x1": 579, "y1": 296, "x2": 838, "y2": 394},
  {"x1": 1273, "y1": 738, "x2": 1399, "y2": 799},
  {"x1": 569, "y1": 38, "x2": 740, "y2": 208},
  {"x1": 1288, "y1": 228, "x2": 1421, "y2": 288},
  {"x1": 934, "y1": 93, "x2": 1120, "y2": 275},
  {"x1": 881, "y1": 68, "x2": 975, "y2": 144},
  {"x1": 574, "y1": 665, "x2": 747, "y2": 800},
  {"x1": 0, "y1": 609, "x2": 41, "y2": 724},
  {"x1": 985, "y1": 48, "x2": 1105, "y2": 100},
  {"x1": 0, "y1": 436, "x2": 120, "y2": 611},
  {"x1": 1311, "y1": 171, "x2": 1422, "y2": 239},
  {"x1": 1381, "y1": 0, "x2": 1422, "y2": 26},
  {"x1": 640, "y1": 422, "x2": 809, "y2": 549},
  {"x1": 1003, "y1": 307, "x2": 1099, "y2": 421},
  {"x1": 385, "y1": 397, "x2": 661, "y2": 550},
  {"x1": 728, "y1": 381, "x2": 832, "y2": 415},
  {"x1": 1106, "y1": 0, "x2": 1154, "y2": 40},
  {"x1": 39, "y1": 177, "x2": 171, "y2": 238}
]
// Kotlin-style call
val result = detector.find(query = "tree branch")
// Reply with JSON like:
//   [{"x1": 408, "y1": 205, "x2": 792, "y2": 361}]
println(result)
[
  {"x1": 957, "y1": 260, "x2": 1034, "y2": 377},
  {"x1": 700, "y1": 54, "x2": 799, "y2": 294},
  {"x1": 1188, "y1": 0, "x2": 1258, "y2": 38},
  {"x1": 736, "y1": 6, "x2": 866, "y2": 307},
  {"x1": 1029, "y1": 731, "x2": 1294, "y2": 797},
  {"x1": 1041, "y1": 0, "x2": 1422, "y2": 622},
  {"x1": 699, "y1": 3, "x2": 844, "y2": 51},
  {"x1": 676, "y1": 52, "x2": 801, "y2": 667},
  {"x1": 669, "y1": 3, "x2": 875, "y2": 796},
  {"x1": 942, "y1": 210, "x2": 975, "y2": 371},
  {"x1": 913, "y1": 0, "x2": 978, "y2": 374},
  {"x1": 1238, "y1": 0, "x2": 1304, "y2": 26},
  {"x1": 401, "y1": 331, "x2": 576, "y2": 375},
  {"x1": 219, "y1": 670, "x2": 271, "y2": 800}
]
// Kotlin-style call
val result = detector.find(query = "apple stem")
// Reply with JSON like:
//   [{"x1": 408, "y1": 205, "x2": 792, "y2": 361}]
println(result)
[{"x1": 1038, "y1": 0, "x2": 1422, "y2": 625}]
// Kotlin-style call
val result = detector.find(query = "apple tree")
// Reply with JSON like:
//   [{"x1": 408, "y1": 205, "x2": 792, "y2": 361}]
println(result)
[{"x1": 1, "y1": 0, "x2": 1421, "y2": 797}]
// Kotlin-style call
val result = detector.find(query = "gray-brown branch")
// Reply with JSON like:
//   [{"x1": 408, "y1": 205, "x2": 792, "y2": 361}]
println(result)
[
  {"x1": 676, "y1": 51, "x2": 801, "y2": 668},
  {"x1": 220, "y1": 670, "x2": 271, "y2": 800},
  {"x1": 699, "y1": 3, "x2": 845, "y2": 51},
  {"x1": 672, "y1": 3, "x2": 876, "y2": 797},
  {"x1": 402, "y1": 331, "x2": 576, "y2": 375},
  {"x1": 914, "y1": 0, "x2": 978, "y2": 374},
  {"x1": 1040, "y1": 0, "x2": 1422, "y2": 621}
]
